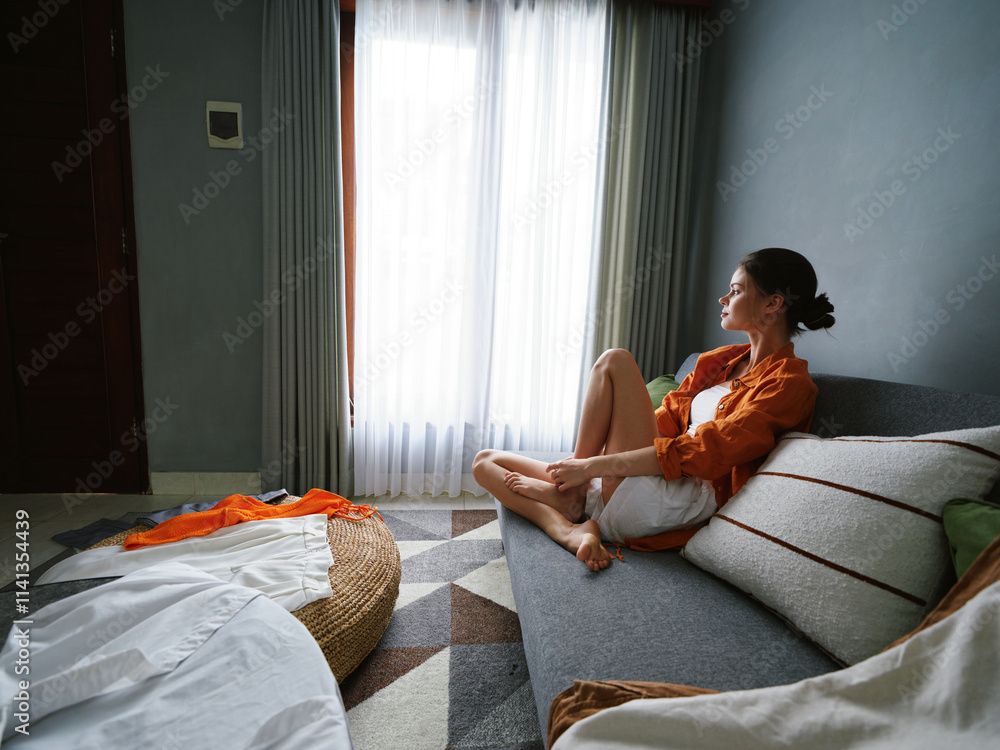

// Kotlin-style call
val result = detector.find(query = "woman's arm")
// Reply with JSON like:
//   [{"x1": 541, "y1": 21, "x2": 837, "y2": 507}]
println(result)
[
  {"x1": 546, "y1": 447, "x2": 661, "y2": 492},
  {"x1": 550, "y1": 358, "x2": 816, "y2": 492},
  {"x1": 654, "y1": 367, "x2": 816, "y2": 483}
]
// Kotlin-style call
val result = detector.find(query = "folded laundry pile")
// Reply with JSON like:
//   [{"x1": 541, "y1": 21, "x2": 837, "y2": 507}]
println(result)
[
  {"x1": 124, "y1": 488, "x2": 379, "y2": 549},
  {"x1": 50, "y1": 489, "x2": 290, "y2": 550},
  {"x1": 37, "y1": 489, "x2": 382, "y2": 613}
]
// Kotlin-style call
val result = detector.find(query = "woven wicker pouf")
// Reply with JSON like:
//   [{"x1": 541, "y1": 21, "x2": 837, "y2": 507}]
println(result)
[
  {"x1": 290, "y1": 505, "x2": 401, "y2": 682},
  {"x1": 88, "y1": 500, "x2": 401, "y2": 683}
]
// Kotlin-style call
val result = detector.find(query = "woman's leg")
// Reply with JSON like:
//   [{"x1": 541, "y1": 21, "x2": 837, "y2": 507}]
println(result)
[
  {"x1": 573, "y1": 349, "x2": 659, "y2": 501},
  {"x1": 476, "y1": 451, "x2": 586, "y2": 521},
  {"x1": 500, "y1": 349, "x2": 658, "y2": 514},
  {"x1": 472, "y1": 450, "x2": 610, "y2": 571},
  {"x1": 472, "y1": 349, "x2": 654, "y2": 570}
]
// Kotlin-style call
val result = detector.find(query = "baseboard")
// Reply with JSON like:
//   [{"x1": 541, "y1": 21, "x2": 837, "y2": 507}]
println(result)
[{"x1": 150, "y1": 472, "x2": 262, "y2": 497}]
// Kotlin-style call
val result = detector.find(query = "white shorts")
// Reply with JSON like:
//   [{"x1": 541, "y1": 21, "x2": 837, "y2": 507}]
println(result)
[{"x1": 585, "y1": 475, "x2": 718, "y2": 543}]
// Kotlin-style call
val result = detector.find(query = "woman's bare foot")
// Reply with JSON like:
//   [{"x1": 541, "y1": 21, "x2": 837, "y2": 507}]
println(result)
[
  {"x1": 504, "y1": 471, "x2": 584, "y2": 522},
  {"x1": 567, "y1": 520, "x2": 611, "y2": 571}
]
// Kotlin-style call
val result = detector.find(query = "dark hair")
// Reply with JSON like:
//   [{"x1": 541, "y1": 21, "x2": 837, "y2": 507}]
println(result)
[{"x1": 739, "y1": 248, "x2": 835, "y2": 334}]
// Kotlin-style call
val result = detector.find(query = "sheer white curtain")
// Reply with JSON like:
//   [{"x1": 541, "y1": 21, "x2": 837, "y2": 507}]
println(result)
[{"x1": 353, "y1": 0, "x2": 611, "y2": 497}]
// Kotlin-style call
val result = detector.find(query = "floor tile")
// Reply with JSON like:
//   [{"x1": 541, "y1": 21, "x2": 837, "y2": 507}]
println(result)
[
  {"x1": 367, "y1": 495, "x2": 465, "y2": 511},
  {"x1": 464, "y1": 494, "x2": 498, "y2": 510},
  {"x1": 0, "y1": 494, "x2": 77, "y2": 525}
]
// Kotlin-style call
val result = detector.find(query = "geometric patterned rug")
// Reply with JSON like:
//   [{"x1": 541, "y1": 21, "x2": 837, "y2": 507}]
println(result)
[{"x1": 340, "y1": 508, "x2": 544, "y2": 749}]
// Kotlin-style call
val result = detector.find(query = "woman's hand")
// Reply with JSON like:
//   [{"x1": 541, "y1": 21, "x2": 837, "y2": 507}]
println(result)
[{"x1": 546, "y1": 458, "x2": 591, "y2": 492}]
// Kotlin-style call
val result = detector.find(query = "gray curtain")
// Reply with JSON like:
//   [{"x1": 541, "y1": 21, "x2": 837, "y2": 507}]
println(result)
[
  {"x1": 595, "y1": 1, "x2": 705, "y2": 380},
  {"x1": 261, "y1": 0, "x2": 352, "y2": 495}
]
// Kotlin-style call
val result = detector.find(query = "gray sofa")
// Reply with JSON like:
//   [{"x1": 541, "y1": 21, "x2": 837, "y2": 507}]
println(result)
[{"x1": 494, "y1": 353, "x2": 1000, "y2": 745}]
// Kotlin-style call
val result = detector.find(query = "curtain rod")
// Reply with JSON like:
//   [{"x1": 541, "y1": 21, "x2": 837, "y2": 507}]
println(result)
[{"x1": 339, "y1": 0, "x2": 711, "y2": 13}]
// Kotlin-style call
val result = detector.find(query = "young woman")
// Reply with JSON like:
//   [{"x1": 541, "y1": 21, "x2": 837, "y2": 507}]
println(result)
[{"x1": 472, "y1": 248, "x2": 836, "y2": 570}]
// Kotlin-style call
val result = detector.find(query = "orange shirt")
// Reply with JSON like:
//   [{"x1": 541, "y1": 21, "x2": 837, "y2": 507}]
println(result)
[
  {"x1": 626, "y1": 343, "x2": 816, "y2": 552},
  {"x1": 654, "y1": 342, "x2": 817, "y2": 506}
]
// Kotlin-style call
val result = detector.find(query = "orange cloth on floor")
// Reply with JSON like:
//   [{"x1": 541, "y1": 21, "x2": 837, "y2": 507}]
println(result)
[{"x1": 123, "y1": 488, "x2": 379, "y2": 550}]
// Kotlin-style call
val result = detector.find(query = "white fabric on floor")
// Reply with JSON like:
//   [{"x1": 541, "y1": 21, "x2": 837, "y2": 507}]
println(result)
[
  {"x1": 553, "y1": 580, "x2": 1000, "y2": 750},
  {"x1": 37, "y1": 515, "x2": 334, "y2": 612},
  {"x1": 1, "y1": 563, "x2": 352, "y2": 749}
]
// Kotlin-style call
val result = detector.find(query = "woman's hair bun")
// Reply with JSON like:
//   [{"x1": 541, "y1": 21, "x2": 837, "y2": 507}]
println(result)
[{"x1": 796, "y1": 292, "x2": 836, "y2": 331}]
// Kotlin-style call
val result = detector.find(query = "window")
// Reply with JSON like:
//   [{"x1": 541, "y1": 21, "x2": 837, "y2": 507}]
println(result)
[{"x1": 351, "y1": 0, "x2": 610, "y2": 496}]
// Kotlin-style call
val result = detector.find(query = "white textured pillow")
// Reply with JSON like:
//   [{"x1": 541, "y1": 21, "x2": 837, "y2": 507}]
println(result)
[{"x1": 682, "y1": 426, "x2": 1000, "y2": 665}]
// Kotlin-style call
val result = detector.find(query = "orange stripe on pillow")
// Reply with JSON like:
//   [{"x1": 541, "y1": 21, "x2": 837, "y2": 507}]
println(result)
[
  {"x1": 780, "y1": 434, "x2": 1000, "y2": 463},
  {"x1": 714, "y1": 515, "x2": 926, "y2": 606},
  {"x1": 755, "y1": 471, "x2": 942, "y2": 523}
]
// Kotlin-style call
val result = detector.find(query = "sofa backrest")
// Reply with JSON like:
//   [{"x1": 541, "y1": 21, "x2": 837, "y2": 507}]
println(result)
[
  {"x1": 676, "y1": 351, "x2": 1000, "y2": 501},
  {"x1": 676, "y1": 352, "x2": 1000, "y2": 438}
]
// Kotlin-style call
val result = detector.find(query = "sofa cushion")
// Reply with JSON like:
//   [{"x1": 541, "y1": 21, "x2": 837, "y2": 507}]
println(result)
[
  {"x1": 494, "y1": 454, "x2": 840, "y2": 741},
  {"x1": 645, "y1": 374, "x2": 680, "y2": 408},
  {"x1": 682, "y1": 426, "x2": 1000, "y2": 666},
  {"x1": 943, "y1": 497, "x2": 1000, "y2": 578}
]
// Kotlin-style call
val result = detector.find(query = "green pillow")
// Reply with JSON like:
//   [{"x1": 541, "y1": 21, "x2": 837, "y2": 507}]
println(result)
[
  {"x1": 646, "y1": 375, "x2": 680, "y2": 409},
  {"x1": 942, "y1": 497, "x2": 1000, "y2": 579}
]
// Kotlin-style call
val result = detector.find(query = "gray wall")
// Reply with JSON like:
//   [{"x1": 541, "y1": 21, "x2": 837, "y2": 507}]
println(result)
[
  {"x1": 686, "y1": 0, "x2": 1000, "y2": 396},
  {"x1": 123, "y1": 0, "x2": 265, "y2": 471},
  {"x1": 121, "y1": 0, "x2": 1000, "y2": 476}
]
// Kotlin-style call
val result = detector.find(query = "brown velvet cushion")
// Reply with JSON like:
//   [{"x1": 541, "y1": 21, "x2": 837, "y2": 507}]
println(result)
[{"x1": 548, "y1": 681, "x2": 719, "y2": 748}]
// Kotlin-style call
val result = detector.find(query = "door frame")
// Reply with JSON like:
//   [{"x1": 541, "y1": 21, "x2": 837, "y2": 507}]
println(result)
[{"x1": 0, "y1": 0, "x2": 148, "y2": 494}]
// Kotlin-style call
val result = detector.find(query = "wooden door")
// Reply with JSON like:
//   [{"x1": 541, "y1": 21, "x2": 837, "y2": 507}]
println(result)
[{"x1": 0, "y1": 0, "x2": 147, "y2": 493}]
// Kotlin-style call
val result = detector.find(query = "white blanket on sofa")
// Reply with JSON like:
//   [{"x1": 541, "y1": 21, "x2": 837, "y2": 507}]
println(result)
[{"x1": 554, "y1": 580, "x2": 1000, "y2": 750}]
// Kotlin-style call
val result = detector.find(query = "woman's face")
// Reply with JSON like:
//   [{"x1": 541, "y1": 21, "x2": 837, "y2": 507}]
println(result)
[{"x1": 719, "y1": 266, "x2": 767, "y2": 332}]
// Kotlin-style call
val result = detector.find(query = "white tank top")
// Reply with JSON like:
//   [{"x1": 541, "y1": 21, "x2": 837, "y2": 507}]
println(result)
[{"x1": 686, "y1": 384, "x2": 730, "y2": 436}]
